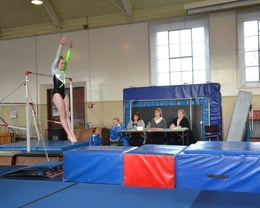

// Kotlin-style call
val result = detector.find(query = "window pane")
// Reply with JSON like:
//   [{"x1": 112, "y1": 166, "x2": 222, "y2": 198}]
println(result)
[
  {"x1": 169, "y1": 31, "x2": 180, "y2": 44},
  {"x1": 181, "y1": 43, "x2": 192, "y2": 56},
  {"x1": 157, "y1": 45, "x2": 169, "y2": 59},
  {"x1": 244, "y1": 21, "x2": 258, "y2": 36},
  {"x1": 244, "y1": 36, "x2": 258, "y2": 51},
  {"x1": 157, "y1": 59, "x2": 169, "y2": 72},
  {"x1": 170, "y1": 44, "x2": 180, "y2": 58},
  {"x1": 182, "y1": 71, "x2": 193, "y2": 84},
  {"x1": 170, "y1": 72, "x2": 182, "y2": 85},
  {"x1": 193, "y1": 56, "x2": 205, "y2": 70},
  {"x1": 180, "y1": 29, "x2": 191, "y2": 43},
  {"x1": 181, "y1": 57, "x2": 192, "y2": 71},
  {"x1": 194, "y1": 70, "x2": 206, "y2": 83},
  {"x1": 245, "y1": 51, "x2": 258, "y2": 66},
  {"x1": 193, "y1": 42, "x2": 205, "y2": 56},
  {"x1": 192, "y1": 27, "x2": 204, "y2": 42},
  {"x1": 158, "y1": 72, "x2": 170, "y2": 85},
  {"x1": 170, "y1": 59, "x2": 181, "y2": 72},
  {"x1": 157, "y1": 32, "x2": 168, "y2": 45},
  {"x1": 154, "y1": 25, "x2": 207, "y2": 86},
  {"x1": 245, "y1": 67, "x2": 259, "y2": 82}
]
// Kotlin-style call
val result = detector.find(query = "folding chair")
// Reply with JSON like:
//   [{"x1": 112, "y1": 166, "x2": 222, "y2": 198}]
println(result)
[{"x1": 204, "y1": 125, "x2": 220, "y2": 141}]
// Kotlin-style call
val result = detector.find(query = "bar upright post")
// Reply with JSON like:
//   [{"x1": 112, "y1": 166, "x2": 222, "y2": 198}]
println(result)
[
  {"x1": 25, "y1": 71, "x2": 31, "y2": 152},
  {"x1": 69, "y1": 78, "x2": 74, "y2": 131}
]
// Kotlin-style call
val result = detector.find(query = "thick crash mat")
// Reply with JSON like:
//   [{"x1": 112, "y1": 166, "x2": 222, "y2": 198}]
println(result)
[
  {"x1": 124, "y1": 144, "x2": 186, "y2": 188},
  {"x1": 176, "y1": 141, "x2": 260, "y2": 193},
  {"x1": 64, "y1": 146, "x2": 136, "y2": 184}
]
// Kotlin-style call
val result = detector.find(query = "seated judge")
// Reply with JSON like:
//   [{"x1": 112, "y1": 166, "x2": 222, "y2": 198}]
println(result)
[
  {"x1": 168, "y1": 109, "x2": 193, "y2": 145},
  {"x1": 146, "y1": 108, "x2": 167, "y2": 144},
  {"x1": 127, "y1": 112, "x2": 145, "y2": 146}
]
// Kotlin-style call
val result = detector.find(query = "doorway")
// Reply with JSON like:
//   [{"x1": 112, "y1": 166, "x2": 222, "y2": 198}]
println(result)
[{"x1": 46, "y1": 87, "x2": 85, "y2": 140}]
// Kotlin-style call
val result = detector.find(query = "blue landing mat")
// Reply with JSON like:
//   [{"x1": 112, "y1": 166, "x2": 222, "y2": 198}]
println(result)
[
  {"x1": 25, "y1": 183, "x2": 199, "y2": 208},
  {"x1": 0, "y1": 140, "x2": 89, "y2": 152},
  {"x1": 0, "y1": 166, "x2": 24, "y2": 176},
  {"x1": 0, "y1": 179, "x2": 75, "y2": 208},
  {"x1": 2, "y1": 161, "x2": 63, "y2": 179},
  {"x1": 126, "y1": 144, "x2": 186, "y2": 155},
  {"x1": 191, "y1": 190, "x2": 260, "y2": 208},
  {"x1": 0, "y1": 164, "x2": 63, "y2": 181},
  {"x1": 1, "y1": 179, "x2": 260, "y2": 208},
  {"x1": 185, "y1": 141, "x2": 260, "y2": 155}
]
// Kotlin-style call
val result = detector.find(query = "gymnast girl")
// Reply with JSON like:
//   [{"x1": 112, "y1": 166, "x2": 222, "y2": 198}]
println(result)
[{"x1": 51, "y1": 36, "x2": 77, "y2": 143}]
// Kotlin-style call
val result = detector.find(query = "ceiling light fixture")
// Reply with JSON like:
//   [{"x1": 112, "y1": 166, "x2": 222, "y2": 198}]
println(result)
[{"x1": 31, "y1": 0, "x2": 43, "y2": 5}]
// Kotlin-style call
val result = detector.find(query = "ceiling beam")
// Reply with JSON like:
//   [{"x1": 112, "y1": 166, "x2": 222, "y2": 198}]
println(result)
[
  {"x1": 43, "y1": 0, "x2": 61, "y2": 29},
  {"x1": 121, "y1": 0, "x2": 133, "y2": 20},
  {"x1": 185, "y1": 0, "x2": 260, "y2": 14},
  {"x1": 110, "y1": 0, "x2": 133, "y2": 21}
]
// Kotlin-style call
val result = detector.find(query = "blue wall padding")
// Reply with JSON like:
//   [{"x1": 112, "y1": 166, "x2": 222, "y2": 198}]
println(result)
[
  {"x1": 126, "y1": 144, "x2": 186, "y2": 155},
  {"x1": 176, "y1": 141, "x2": 260, "y2": 193},
  {"x1": 64, "y1": 146, "x2": 137, "y2": 184},
  {"x1": 123, "y1": 83, "x2": 222, "y2": 139},
  {"x1": 123, "y1": 83, "x2": 221, "y2": 102}
]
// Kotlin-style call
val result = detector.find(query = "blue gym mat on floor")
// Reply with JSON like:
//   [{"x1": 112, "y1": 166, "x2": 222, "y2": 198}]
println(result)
[
  {"x1": 0, "y1": 140, "x2": 89, "y2": 152},
  {"x1": 0, "y1": 178, "x2": 260, "y2": 208},
  {"x1": 0, "y1": 179, "x2": 75, "y2": 208},
  {"x1": 191, "y1": 190, "x2": 260, "y2": 208}
]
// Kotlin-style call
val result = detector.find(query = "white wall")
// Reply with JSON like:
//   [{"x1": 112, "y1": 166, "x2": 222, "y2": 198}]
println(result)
[
  {"x1": 209, "y1": 11, "x2": 238, "y2": 96},
  {"x1": 0, "y1": 22, "x2": 150, "y2": 104},
  {"x1": 1, "y1": 11, "x2": 259, "y2": 104},
  {"x1": 0, "y1": 37, "x2": 36, "y2": 103}
]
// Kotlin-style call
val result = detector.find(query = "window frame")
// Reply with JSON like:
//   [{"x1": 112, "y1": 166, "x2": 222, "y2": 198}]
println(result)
[
  {"x1": 237, "y1": 8, "x2": 260, "y2": 88},
  {"x1": 149, "y1": 16, "x2": 210, "y2": 86}
]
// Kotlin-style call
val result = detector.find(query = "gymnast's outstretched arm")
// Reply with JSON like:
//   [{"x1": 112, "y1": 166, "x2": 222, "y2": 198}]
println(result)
[
  {"x1": 63, "y1": 40, "x2": 73, "y2": 73},
  {"x1": 51, "y1": 37, "x2": 67, "y2": 75}
]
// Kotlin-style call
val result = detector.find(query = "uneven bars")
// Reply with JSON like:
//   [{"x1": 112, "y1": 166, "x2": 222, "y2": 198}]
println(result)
[
  {"x1": 0, "y1": 102, "x2": 26, "y2": 105},
  {"x1": 69, "y1": 81, "x2": 74, "y2": 130},
  {"x1": 25, "y1": 71, "x2": 72, "y2": 81},
  {"x1": 25, "y1": 70, "x2": 73, "y2": 136},
  {"x1": 40, "y1": 119, "x2": 62, "y2": 125},
  {"x1": 0, "y1": 123, "x2": 27, "y2": 131},
  {"x1": 25, "y1": 72, "x2": 31, "y2": 152}
]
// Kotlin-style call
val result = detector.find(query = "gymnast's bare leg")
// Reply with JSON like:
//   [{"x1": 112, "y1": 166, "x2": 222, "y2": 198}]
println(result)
[{"x1": 53, "y1": 93, "x2": 77, "y2": 143}]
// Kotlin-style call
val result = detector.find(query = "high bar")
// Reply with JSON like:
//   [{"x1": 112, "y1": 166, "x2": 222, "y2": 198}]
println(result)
[
  {"x1": 1, "y1": 123, "x2": 27, "y2": 131},
  {"x1": 25, "y1": 71, "x2": 72, "y2": 81}
]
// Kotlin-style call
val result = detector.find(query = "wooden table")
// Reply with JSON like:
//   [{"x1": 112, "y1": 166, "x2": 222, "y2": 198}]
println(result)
[{"x1": 119, "y1": 128, "x2": 189, "y2": 145}]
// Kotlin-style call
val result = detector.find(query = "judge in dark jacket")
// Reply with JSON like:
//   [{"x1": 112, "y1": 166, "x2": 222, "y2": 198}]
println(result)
[{"x1": 167, "y1": 109, "x2": 194, "y2": 145}]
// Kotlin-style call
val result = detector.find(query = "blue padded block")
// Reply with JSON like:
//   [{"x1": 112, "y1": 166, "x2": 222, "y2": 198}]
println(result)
[
  {"x1": 127, "y1": 144, "x2": 186, "y2": 155},
  {"x1": 64, "y1": 146, "x2": 137, "y2": 184},
  {"x1": 176, "y1": 142, "x2": 260, "y2": 193},
  {"x1": 184, "y1": 141, "x2": 260, "y2": 155}
]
